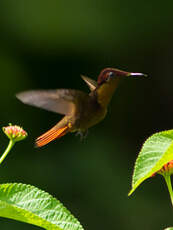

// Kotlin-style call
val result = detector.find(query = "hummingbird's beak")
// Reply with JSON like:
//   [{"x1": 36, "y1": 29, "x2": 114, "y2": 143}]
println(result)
[
  {"x1": 127, "y1": 72, "x2": 148, "y2": 77},
  {"x1": 110, "y1": 68, "x2": 147, "y2": 77}
]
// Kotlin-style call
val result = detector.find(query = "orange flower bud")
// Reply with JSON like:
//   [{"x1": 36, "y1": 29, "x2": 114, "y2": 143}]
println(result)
[{"x1": 158, "y1": 160, "x2": 173, "y2": 175}]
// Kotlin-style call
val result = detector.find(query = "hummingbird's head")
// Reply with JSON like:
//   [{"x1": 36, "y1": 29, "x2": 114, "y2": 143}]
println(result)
[
  {"x1": 97, "y1": 68, "x2": 147, "y2": 85},
  {"x1": 96, "y1": 67, "x2": 147, "y2": 108}
]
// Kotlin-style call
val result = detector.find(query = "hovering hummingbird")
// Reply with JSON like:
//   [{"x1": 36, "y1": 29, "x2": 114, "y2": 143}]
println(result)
[{"x1": 16, "y1": 68, "x2": 146, "y2": 147}]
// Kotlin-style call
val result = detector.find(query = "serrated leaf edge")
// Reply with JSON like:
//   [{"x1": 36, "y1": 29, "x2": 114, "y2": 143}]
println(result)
[
  {"x1": 128, "y1": 130, "x2": 173, "y2": 196},
  {"x1": 0, "y1": 183, "x2": 83, "y2": 230}
]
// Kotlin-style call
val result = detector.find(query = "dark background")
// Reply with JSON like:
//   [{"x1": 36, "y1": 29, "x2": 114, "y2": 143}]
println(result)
[{"x1": 0, "y1": 0, "x2": 173, "y2": 229}]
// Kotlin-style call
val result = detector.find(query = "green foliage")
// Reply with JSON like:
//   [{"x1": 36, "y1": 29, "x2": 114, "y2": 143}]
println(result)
[
  {"x1": 164, "y1": 228, "x2": 173, "y2": 230},
  {"x1": 129, "y1": 130, "x2": 173, "y2": 195},
  {"x1": 0, "y1": 183, "x2": 84, "y2": 230}
]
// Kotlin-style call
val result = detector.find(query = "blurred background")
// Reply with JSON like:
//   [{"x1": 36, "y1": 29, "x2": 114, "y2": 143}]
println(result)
[{"x1": 0, "y1": 0, "x2": 173, "y2": 229}]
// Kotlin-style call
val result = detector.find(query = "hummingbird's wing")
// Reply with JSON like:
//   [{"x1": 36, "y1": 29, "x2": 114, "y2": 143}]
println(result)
[
  {"x1": 16, "y1": 89, "x2": 88, "y2": 115},
  {"x1": 81, "y1": 75, "x2": 97, "y2": 91}
]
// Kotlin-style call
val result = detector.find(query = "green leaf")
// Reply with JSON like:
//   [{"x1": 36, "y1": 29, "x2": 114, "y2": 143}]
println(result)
[
  {"x1": 164, "y1": 228, "x2": 173, "y2": 230},
  {"x1": 129, "y1": 130, "x2": 173, "y2": 196},
  {"x1": 0, "y1": 183, "x2": 84, "y2": 230}
]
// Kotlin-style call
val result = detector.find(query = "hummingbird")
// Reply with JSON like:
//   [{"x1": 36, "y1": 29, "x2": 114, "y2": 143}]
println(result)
[{"x1": 16, "y1": 68, "x2": 146, "y2": 147}]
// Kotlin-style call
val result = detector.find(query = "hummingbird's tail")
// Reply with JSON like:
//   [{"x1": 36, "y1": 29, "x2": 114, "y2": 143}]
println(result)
[{"x1": 35, "y1": 125, "x2": 69, "y2": 147}]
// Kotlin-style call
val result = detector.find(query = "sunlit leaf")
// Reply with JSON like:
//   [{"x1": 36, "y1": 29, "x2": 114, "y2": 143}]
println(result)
[
  {"x1": 0, "y1": 183, "x2": 84, "y2": 230},
  {"x1": 129, "y1": 130, "x2": 173, "y2": 195}
]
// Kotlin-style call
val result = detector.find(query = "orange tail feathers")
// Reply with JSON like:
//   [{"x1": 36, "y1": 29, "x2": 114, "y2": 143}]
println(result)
[{"x1": 35, "y1": 126, "x2": 69, "y2": 148}]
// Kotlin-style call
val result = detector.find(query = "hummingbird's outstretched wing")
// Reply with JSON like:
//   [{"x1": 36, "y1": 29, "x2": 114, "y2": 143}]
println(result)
[
  {"x1": 81, "y1": 75, "x2": 97, "y2": 91},
  {"x1": 16, "y1": 89, "x2": 88, "y2": 115}
]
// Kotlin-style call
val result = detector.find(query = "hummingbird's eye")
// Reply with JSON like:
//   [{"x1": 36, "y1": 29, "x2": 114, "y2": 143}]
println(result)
[
  {"x1": 106, "y1": 72, "x2": 115, "y2": 81},
  {"x1": 109, "y1": 72, "x2": 115, "y2": 77}
]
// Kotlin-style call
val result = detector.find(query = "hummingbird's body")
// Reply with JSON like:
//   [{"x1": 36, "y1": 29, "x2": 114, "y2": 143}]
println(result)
[{"x1": 17, "y1": 68, "x2": 146, "y2": 147}]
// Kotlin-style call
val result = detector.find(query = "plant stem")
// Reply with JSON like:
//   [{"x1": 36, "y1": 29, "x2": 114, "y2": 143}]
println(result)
[
  {"x1": 0, "y1": 140, "x2": 15, "y2": 164},
  {"x1": 164, "y1": 174, "x2": 173, "y2": 207}
]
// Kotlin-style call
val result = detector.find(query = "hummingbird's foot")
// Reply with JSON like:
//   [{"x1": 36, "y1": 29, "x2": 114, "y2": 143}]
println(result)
[{"x1": 75, "y1": 130, "x2": 88, "y2": 141}]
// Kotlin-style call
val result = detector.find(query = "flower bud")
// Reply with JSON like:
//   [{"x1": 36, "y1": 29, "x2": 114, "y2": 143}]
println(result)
[
  {"x1": 3, "y1": 124, "x2": 28, "y2": 142},
  {"x1": 158, "y1": 160, "x2": 173, "y2": 176}
]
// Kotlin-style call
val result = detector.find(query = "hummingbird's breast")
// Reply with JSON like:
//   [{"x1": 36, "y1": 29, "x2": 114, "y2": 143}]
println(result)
[{"x1": 74, "y1": 95, "x2": 107, "y2": 132}]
